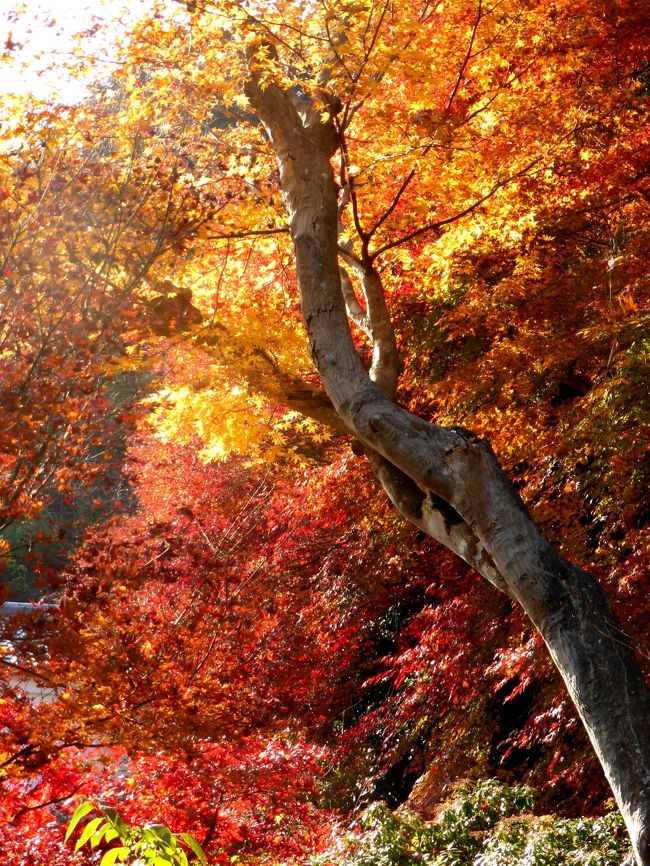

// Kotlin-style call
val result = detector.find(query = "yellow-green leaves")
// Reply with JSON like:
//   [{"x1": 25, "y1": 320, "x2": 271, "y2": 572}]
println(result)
[{"x1": 65, "y1": 800, "x2": 207, "y2": 866}]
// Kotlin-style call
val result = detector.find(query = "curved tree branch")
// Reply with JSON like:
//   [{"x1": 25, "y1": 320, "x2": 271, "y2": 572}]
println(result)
[
  {"x1": 244, "y1": 54, "x2": 650, "y2": 865},
  {"x1": 339, "y1": 265, "x2": 370, "y2": 336},
  {"x1": 367, "y1": 452, "x2": 508, "y2": 593},
  {"x1": 339, "y1": 257, "x2": 400, "y2": 398}
]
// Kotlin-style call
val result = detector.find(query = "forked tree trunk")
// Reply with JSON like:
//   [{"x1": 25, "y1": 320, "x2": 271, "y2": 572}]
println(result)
[{"x1": 245, "y1": 70, "x2": 650, "y2": 865}]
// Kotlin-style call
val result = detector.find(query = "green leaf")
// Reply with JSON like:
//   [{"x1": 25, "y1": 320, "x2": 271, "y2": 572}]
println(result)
[
  {"x1": 147, "y1": 824, "x2": 174, "y2": 846},
  {"x1": 99, "y1": 847, "x2": 131, "y2": 866},
  {"x1": 181, "y1": 833, "x2": 207, "y2": 865},
  {"x1": 90, "y1": 821, "x2": 111, "y2": 849},
  {"x1": 104, "y1": 827, "x2": 120, "y2": 844},
  {"x1": 103, "y1": 806, "x2": 129, "y2": 837},
  {"x1": 64, "y1": 800, "x2": 95, "y2": 842},
  {"x1": 75, "y1": 816, "x2": 106, "y2": 852}
]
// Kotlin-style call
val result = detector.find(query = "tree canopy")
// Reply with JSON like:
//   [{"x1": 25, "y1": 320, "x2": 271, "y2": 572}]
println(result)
[{"x1": 1, "y1": 1, "x2": 649, "y2": 864}]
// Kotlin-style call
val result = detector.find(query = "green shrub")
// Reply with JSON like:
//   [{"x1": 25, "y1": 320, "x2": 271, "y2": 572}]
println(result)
[
  {"x1": 312, "y1": 779, "x2": 631, "y2": 866},
  {"x1": 476, "y1": 810, "x2": 630, "y2": 866}
]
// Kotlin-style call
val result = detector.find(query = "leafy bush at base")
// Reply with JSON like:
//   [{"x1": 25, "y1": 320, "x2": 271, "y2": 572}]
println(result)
[
  {"x1": 312, "y1": 779, "x2": 631, "y2": 866},
  {"x1": 476, "y1": 811, "x2": 630, "y2": 866}
]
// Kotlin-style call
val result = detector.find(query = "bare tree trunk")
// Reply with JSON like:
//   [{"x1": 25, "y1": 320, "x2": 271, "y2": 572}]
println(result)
[{"x1": 245, "y1": 67, "x2": 650, "y2": 865}]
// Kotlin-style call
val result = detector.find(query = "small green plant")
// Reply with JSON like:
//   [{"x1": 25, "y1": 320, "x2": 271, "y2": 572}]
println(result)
[{"x1": 65, "y1": 800, "x2": 207, "y2": 866}]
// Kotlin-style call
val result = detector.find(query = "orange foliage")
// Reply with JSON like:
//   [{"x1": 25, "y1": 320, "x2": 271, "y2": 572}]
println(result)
[{"x1": 1, "y1": 0, "x2": 649, "y2": 862}]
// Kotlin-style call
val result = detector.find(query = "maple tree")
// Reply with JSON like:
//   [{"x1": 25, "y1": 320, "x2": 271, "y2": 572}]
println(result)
[{"x1": 1, "y1": 0, "x2": 650, "y2": 863}]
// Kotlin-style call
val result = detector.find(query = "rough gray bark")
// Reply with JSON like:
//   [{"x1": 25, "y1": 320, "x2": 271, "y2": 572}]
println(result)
[{"x1": 245, "y1": 62, "x2": 650, "y2": 865}]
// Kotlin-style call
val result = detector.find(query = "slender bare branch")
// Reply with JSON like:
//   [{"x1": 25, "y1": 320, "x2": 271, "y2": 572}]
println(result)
[
  {"x1": 366, "y1": 169, "x2": 416, "y2": 241},
  {"x1": 371, "y1": 152, "x2": 544, "y2": 259},
  {"x1": 445, "y1": 0, "x2": 483, "y2": 113}
]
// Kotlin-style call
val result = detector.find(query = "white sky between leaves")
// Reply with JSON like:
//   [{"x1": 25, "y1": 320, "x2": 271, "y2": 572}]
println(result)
[{"x1": 0, "y1": 0, "x2": 173, "y2": 102}]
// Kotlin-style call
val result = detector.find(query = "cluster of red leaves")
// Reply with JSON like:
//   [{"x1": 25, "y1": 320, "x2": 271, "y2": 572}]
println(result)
[
  {"x1": 0, "y1": 438, "x2": 371, "y2": 862},
  {"x1": 0, "y1": 741, "x2": 332, "y2": 866},
  {"x1": 3, "y1": 299, "x2": 648, "y2": 851},
  {"x1": 2, "y1": 412, "x2": 646, "y2": 861}
]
